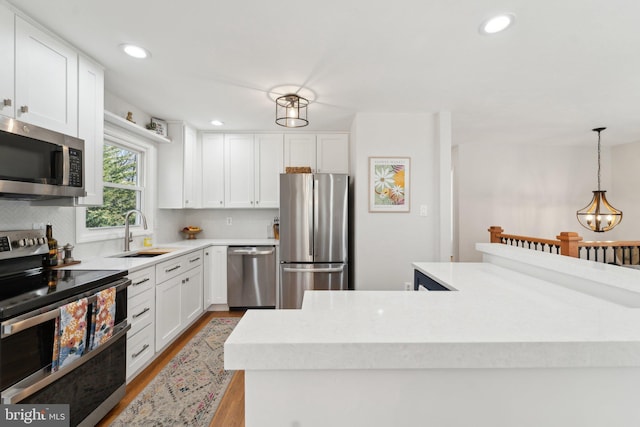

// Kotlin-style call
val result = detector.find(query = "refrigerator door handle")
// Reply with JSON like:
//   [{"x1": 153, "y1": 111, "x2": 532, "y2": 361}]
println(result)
[
  {"x1": 309, "y1": 178, "x2": 315, "y2": 258},
  {"x1": 283, "y1": 266, "x2": 345, "y2": 273}
]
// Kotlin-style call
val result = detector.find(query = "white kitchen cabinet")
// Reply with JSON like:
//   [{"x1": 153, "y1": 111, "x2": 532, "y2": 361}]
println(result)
[
  {"x1": 284, "y1": 134, "x2": 349, "y2": 174},
  {"x1": 159, "y1": 122, "x2": 202, "y2": 208},
  {"x1": 316, "y1": 134, "x2": 349, "y2": 173},
  {"x1": 204, "y1": 245, "x2": 228, "y2": 310},
  {"x1": 284, "y1": 134, "x2": 316, "y2": 171},
  {"x1": 14, "y1": 15, "x2": 78, "y2": 136},
  {"x1": 155, "y1": 250, "x2": 204, "y2": 351},
  {"x1": 254, "y1": 134, "x2": 283, "y2": 208},
  {"x1": 202, "y1": 133, "x2": 225, "y2": 208},
  {"x1": 224, "y1": 133, "x2": 283, "y2": 208},
  {"x1": 126, "y1": 266, "x2": 156, "y2": 381},
  {"x1": 76, "y1": 56, "x2": 104, "y2": 206},
  {"x1": 0, "y1": 6, "x2": 14, "y2": 119}
]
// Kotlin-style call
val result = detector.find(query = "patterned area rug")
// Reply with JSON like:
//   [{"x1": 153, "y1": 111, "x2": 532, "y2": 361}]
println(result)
[{"x1": 112, "y1": 317, "x2": 240, "y2": 426}]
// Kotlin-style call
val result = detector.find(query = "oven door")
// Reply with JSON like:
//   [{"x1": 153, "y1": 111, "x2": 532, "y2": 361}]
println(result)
[{"x1": 0, "y1": 278, "x2": 129, "y2": 426}]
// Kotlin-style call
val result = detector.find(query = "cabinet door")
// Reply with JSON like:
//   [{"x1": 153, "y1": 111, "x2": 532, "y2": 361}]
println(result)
[
  {"x1": 155, "y1": 276, "x2": 182, "y2": 351},
  {"x1": 76, "y1": 56, "x2": 104, "y2": 206},
  {"x1": 15, "y1": 16, "x2": 78, "y2": 136},
  {"x1": 159, "y1": 123, "x2": 186, "y2": 208},
  {"x1": 181, "y1": 266, "x2": 203, "y2": 325},
  {"x1": 255, "y1": 134, "x2": 283, "y2": 208},
  {"x1": 183, "y1": 125, "x2": 202, "y2": 208},
  {"x1": 0, "y1": 6, "x2": 14, "y2": 118},
  {"x1": 284, "y1": 134, "x2": 316, "y2": 172},
  {"x1": 224, "y1": 134, "x2": 255, "y2": 208},
  {"x1": 317, "y1": 134, "x2": 349, "y2": 174},
  {"x1": 204, "y1": 246, "x2": 228, "y2": 307},
  {"x1": 202, "y1": 133, "x2": 225, "y2": 208}
]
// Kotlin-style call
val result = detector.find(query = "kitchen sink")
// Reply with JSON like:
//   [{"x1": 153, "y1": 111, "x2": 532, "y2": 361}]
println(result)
[{"x1": 111, "y1": 248, "x2": 179, "y2": 258}]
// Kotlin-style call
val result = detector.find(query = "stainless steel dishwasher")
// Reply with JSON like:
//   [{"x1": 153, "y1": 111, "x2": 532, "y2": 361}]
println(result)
[{"x1": 227, "y1": 246, "x2": 276, "y2": 309}]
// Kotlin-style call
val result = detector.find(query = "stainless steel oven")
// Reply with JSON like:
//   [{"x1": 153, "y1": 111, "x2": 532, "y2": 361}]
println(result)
[{"x1": 0, "y1": 229, "x2": 130, "y2": 427}]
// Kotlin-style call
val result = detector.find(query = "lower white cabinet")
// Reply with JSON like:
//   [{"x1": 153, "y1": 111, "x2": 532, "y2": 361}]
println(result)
[
  {"x1": 155, "y1": 249, "x2": 204, "y2": 352},
  {"x1": 126, "y1": 266, "x2": 156, "y2": 381},
  {"x1": 204, "y1": 245, "x2": 228, "y2": 309}
]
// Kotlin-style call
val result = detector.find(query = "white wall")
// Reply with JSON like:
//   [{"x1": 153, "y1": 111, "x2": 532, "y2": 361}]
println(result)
[
  {"x1": 455, "y1": 143, "x2": 613, "y2": 262},
  {"x1": 351, "y1": 113, "x2": 442, "y2": 290},
  {"x1": 609, "y1": 141, "x2": 640, "y2": 241}
]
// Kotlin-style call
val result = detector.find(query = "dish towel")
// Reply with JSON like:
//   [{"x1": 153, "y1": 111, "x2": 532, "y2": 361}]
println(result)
[
  {"x1": 55, "y1": 297, "x2": 89, "y2": 370},
  {"x1": 89, "y1": 287, "x2": 116, "y2": 351}
]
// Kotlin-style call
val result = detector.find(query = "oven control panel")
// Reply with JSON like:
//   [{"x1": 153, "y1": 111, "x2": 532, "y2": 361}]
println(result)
[{"x1": 0, "y1": 230, "x2": 48, "y2": 259}]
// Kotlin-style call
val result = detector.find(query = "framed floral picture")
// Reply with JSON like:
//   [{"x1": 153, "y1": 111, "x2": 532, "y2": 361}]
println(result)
[{"x1": 369, "y1": 157, "x2": 410, "y2": 212}]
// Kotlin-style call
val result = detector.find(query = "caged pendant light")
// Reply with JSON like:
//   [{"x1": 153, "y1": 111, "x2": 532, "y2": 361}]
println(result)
[
  {"x1": 576, "y1": 127, "x2": 622, "y2": 232},
  {"x1": 275, "y1": 94, "x2": 308, "y2": 128}
]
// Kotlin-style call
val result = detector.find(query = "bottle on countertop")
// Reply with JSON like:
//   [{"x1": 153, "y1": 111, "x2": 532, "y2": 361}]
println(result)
[
  {"x1": 273, "y1": 217, "x2": 280, "y2": 240},
  {"x1": 45, "y1": 223, "x2": 58, "y2": 267}
]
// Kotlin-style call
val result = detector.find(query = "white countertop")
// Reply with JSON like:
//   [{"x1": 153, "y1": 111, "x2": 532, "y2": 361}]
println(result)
[
  {"x1": 62, "y1": 238, "x2": 278, "y2": 273},
  {"x1": 225, "y1": 251, "x2": 640, "y2": 371}
]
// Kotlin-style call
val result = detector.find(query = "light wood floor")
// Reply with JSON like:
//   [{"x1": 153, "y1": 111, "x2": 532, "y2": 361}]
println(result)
[{"x1": 97, "y1": 310, "x2": 245, "y2": 427}]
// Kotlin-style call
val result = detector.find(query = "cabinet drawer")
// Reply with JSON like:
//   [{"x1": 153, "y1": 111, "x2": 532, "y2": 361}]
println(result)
[
  {"x1": 126, "y1": 323, "x2": 155, "y2": 380},
  {"x1": 128, "y1": 288, "x2": 154, "y2": 335},
  {"x1": 155, "y1": 250, "x2": 203, "y2": 284},
  {"x1": 128, "y1": 266, "x2": 155, "y2": 297}
]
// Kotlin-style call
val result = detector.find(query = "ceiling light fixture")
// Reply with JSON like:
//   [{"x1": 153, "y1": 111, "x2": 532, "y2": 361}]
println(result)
[
  {"x1": 120, "y1": 44, "x2": 151, "y2": 59},
  {"x1": 479, "y1": 13, "x2": 515, "y2": 34},
  {"x1": 210, "y1": 120, "x2": 224, "y2": 126},
  {"x1": 275, "y1": 94, "x2": 308, "y2": 128},
  {"x1": 576, "y1": 127, "x2": 622, "y2": 232}
]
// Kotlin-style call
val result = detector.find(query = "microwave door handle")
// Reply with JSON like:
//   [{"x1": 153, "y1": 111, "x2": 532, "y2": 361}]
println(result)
[{"x1": 61, "y1": 146, "x2": 70, "y2": 186}]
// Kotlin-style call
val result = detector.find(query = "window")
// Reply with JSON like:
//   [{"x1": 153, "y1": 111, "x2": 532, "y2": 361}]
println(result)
[
  {"x1": 76, "y1": 122, "x2": 156, "y2": 244},
  {"x1": 86, "y1": 143, "x2": 143, "y2": 228}
]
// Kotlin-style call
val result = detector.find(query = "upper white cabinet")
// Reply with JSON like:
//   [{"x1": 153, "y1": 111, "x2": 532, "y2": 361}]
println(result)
[
  {"x1": 224, "y1": 133, "x2": 283, "y2": 208},
  {"x1": 284, "y1": 134, "x2": 349, "y2": 174},
  {"x1": 76, "y1": 56, "x2": 104, "y2": 206},
  {"x1": 159, "y1": 122, "x2": 201, "y2": 208},
  {"x1": 14, "y1": 15, "x2": 78, "y2": 136},
  {"x1": 316, "y1": 134, "x2": 349, "y2": 174},
  {"x1": 202, "y1": 133, "x2": 225, "y2": 208},
  {"x1": 0, "y1": 7, "x2": 14, "y2": 118},
  {"x1": 284, "y1": 134, "x2": 316, "y2": 171}
]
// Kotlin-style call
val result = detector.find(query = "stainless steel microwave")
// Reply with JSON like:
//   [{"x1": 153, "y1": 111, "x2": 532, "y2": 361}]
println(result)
[{"x1": 0, "y1": 116, "x2": 86, "y2": 200}]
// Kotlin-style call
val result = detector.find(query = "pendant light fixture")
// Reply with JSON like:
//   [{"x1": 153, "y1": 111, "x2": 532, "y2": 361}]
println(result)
[
  {"x1": 275, "y1": 94, "x2": 308, "y2": 128},
  {"x1": 576, "y1": 127, "x2": 622, "y2": 232}
]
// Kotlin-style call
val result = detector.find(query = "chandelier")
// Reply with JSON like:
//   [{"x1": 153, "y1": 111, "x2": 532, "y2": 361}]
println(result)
[
  {"x1": 576, "y1": 127, "x2": 622, "y2": 232},
  {"x1": 275, "y1": 94, "x2": 308, "y2": 128}
]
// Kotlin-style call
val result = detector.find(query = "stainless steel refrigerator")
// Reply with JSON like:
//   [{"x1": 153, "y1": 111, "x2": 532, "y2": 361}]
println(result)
[{"x1": 279, "y1": 173, "x2": 349, "y2": 309}]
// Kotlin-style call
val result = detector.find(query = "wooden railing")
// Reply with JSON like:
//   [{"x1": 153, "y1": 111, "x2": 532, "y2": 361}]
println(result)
[{"x1": 488, "y1": 226, "x2": 640, "y2": 265}]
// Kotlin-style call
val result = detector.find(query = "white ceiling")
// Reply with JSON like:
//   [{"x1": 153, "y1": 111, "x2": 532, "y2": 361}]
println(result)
[{"x1": 8, "y1": 0, "x2": 640, "y2": 146}]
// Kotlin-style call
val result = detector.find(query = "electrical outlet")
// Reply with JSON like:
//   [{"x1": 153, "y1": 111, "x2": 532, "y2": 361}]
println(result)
[
  {"x1": 32, "y1": 223, "x2": 44, "y2": 230},
  {"x1": 404, "y1": 282, "x2": 412, "y2": 291},
  {"x1": 226, "y1": 217, "x2": 232, "y2": 226},
  {"x1": 419, "y1": 205, "x2": 428, "y2": 217}
]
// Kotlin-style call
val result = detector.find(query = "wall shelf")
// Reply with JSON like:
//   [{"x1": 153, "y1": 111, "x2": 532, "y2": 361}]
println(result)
[{"x1": 104, "y1": 111, "x2": 171, "y2": 144}]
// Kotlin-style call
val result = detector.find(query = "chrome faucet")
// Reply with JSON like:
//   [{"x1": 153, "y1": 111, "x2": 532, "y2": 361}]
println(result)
[{"x1": 124, "y1": 209, "x2": 148, "y2": 252}]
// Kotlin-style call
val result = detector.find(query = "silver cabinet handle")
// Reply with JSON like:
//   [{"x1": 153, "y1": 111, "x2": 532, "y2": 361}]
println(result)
[
  {"x1": 133, "y1": 277, "x2": 150, "y2": 286},
  {"x1": 165, "y1": 265, "x2": 181, "y2": 273},
  {"x1": 2, "y1": 99, "x2": 11, "y2": 107},
  {"x1": 283, "y1": 266, "x2": 344, "y2": 273},
  {"x1": 20, "y1": 105, "x2": 28, "y2": 113},
  {"x1": 189, "y1": 256, "x2": 201, "y2": 263},
  {"x1": 132, "y1": 343, "x2": 150, "y2": 358},
  {"x1": 132, "y1": 307, "x2": 150, "y2": 319}
]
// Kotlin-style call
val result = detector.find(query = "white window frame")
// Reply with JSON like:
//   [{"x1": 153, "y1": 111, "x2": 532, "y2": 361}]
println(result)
[{"x1": 76, "y1": 123, "x2": 157, "y2": 244}]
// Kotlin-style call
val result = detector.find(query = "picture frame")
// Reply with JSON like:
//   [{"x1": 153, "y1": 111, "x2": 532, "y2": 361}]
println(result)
[
  {"x1": 369, "y1": 157, "x2": 410, "y2": 213},
  {"x1": 150, "y1": 117, "x2": 168, "y2": 137}
]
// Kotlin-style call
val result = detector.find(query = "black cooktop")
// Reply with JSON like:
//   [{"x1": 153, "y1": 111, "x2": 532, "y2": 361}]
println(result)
[{"x1": 0, "y1": 268, "x2": 127, "y2": 320}]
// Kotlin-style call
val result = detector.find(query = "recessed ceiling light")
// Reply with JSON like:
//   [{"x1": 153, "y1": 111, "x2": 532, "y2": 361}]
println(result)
[
  {"x1": 210, "y1": 120, "x2": 224, "y2": 126},
  {"x1": 479, "y1": 13, "x2": 515, "y2": 35},
  {"x1": 120, "y1": 44, "x2": 151, "y2": 59}
]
